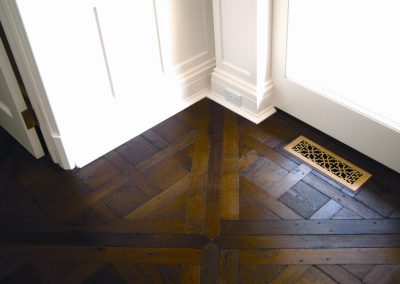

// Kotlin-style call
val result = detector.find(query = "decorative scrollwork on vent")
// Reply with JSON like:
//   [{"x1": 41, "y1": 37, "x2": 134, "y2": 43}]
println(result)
[
  {"x1": 292, "y1": 140, "x2": 363, "y2": 185},
  {"x1": 284, "y1": 136, "x2": 371, "y2": 191}
]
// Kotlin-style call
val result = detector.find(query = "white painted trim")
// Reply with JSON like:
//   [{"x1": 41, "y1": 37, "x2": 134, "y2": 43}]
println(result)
[
  {"x1": 74, "y1": 59, "x2": 214, "y2": 168},
  {"x1": 0, "y1": 1, "x2": 73, "y2": 169},
  {"x1": 211, "y1": 68, "x2": 276, "y2": 120},
  {"x1": 272, "y1": 0, "x2": 400, "y2": 173},
  {"x1": 154, "y1": 0, "x2": 214, "y2": 75},
  {"x1": 207, "y1": 90, "x2": 276, "y2": 124}
]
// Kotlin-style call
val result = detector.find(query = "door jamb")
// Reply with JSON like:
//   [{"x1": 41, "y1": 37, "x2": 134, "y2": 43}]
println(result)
[{"x1": 0, "y1": 1, "x2": 74, "y2": 169}]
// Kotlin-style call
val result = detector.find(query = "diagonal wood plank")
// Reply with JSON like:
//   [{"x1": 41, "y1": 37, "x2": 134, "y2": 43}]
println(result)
[
  {"x1": 59, "y1": 263, "x2": 108, "y2": 284},
  {"x1": 266, "y1": 164, "x2": 312, "y2": 198},
  {"x1": 317, "y1": 264, "x2": 363, "y2": 284},
  {"x1": 270, "y1": 265, "x2": 312, "y2": 284},
  {"x1": 240, "y1": 132, "x2": 298, "y2": 171},
  {"x1": 362, "y1": 264, "x2": 400, "y2": 284},
  {"x1": 240, "y1": 176, "x2": 303, "y2": 220},
  {"x1": 105, "y1": 150, "x2": 162, "y2": 197},
  {"x1": 136, "y1": 130, "x2": 195, "y2": 172},
  {"x1": 124, "y1": 175, "x2": 191, "y2": 220},
  {"x1": 64, "y1": 175, "x2": 130, "y2": 218},
  {"x1": 303, "y1": 173, "x2": 383, "y2": 219}
]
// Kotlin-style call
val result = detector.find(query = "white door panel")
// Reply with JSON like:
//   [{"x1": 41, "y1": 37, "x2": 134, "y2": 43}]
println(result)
[
  {"x1": 272, "y1": 0, "x2": 400, "y2": 172},
  {"x1": 0, "y1": 33, "x2": 44, "y2": 158}
]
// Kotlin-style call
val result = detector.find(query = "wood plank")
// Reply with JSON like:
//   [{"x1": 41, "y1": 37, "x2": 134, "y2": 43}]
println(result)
[
  {"x1": 267, "y1": 164, "x2": 312, "y2": 198},
  {"x1": 105, "y1": 151, "x2": 162, "y2": 197},
  {"x1": 240, "y1": 264, "x2": 285, "y2": 284},
  {"x1": 240, "y1": 248, "x2": 400, "y2": 265},
  {"x1": 310, "y1": 200, "x2": 343, "y2": 219},
  {"x1": 219, "y1": 249, "x2": 239, "y2": 284},
  {"x1": 239, "y1": 186, "x2": 282, "y2": 220},
  {"x1": 240, "y1": 177, "x2": 303, "y2": 220},
  {"x1": 239, "y1": 149, "x2": 259, "y2": 171},
  {"x1": 113, "y1": 263, "x2": 149, "y2": 284},
  {"x1": 185, "y1": 101, "x2": 210, "y2": 234},
  {"x1": 362, "y1": 264, "x2": 400, "y2": 284},
  {"x1": 241, "y1": 132, "x2": 298, "y2": 171},
  {"x1": 0, "y1": 219, "x2": 189, "y2": 234},
  {"x1": 303, "y1": 173, "x2": 382, "y2": 219},
  {"x1": 214, "y1": 235, "x2": 400, "y2": 249},
  {"x1": 355, "y1": 182, "x2": 398, "y2": 218},
  {"x1": 296, "y1": 266, "x2": 336, "y2": 284},
  {"x1": 0, "y1": 260, "x2": 27, "y2": 280},
  {"x1": 90, "y1": 200, "x2": 122, "y2": 222},
  {"x1": 278, "y1": 181, "x2": 330, "y2": 219},
  {"x1": 270, "y1": 265, "x2": 311, "y2": 284},
  {"x1": 59, "y1": 263, "x2": 107, "y2": 284},
  {"x1": 200, "y1": 243, "x2": 219, "y2": 284},
  {"x1": 0, "y1": 246, "x2": 201, "y2": 264},
  {"x1": 65, "y1": 175, "x2": 130, "y2": 218},
  {"x1": 317, "y1": 265, "x2": 363, "y2": 284},
  {"x1": 221, "y1": 219, "x2": 400, "y2": 235},
  {"x1": 124, "y1": 175, "x2": 191, "y2": 220},
  {"x1": 181, "y1": 265, "x2": 200, "y2": 284},
  {"x1": 204, "y1": 105, "x2": 224, "y2": 240},
  {"x1": 0, "y1": 232, "x2": 208, "y2": 248},
  {"x1": 341, "y1": 264, "x2": 374, "y2": 280},
  {"x1": 136, "y1": 130, "x2": 195, "y2": 172},
  {"x1": 221, "y1": 110, "x2": 239, "y2": 220},
  {"x1": 142, "y1": 129, "x2": 169, "y2": 150}
]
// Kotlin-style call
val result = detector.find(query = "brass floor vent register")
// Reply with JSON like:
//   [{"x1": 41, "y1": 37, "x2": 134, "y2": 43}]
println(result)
[{"x1": 284, "y1": 136, "x2": 371, "y2": 191}]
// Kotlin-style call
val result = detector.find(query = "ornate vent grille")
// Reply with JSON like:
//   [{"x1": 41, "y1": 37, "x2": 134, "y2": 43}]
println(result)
[{"x1": 284, "y1": 136, "x2": 371, "y2": 191}]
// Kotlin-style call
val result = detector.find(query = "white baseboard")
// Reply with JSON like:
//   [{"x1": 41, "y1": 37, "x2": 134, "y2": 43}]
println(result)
[
  {"x1": 210, "y1": 69, "x2": 276, "y2": 124},
  {"x1": 207, "y1": 91, "x2": 275, "y2": 124},
  {"x1": 74, "y1": 63, "x2": 212, "y2": 169}
]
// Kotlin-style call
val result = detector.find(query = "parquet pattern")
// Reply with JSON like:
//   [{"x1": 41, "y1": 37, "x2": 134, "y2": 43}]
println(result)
[{"x1": 1, "y1": 99, "x2": 400, "y2": 283}]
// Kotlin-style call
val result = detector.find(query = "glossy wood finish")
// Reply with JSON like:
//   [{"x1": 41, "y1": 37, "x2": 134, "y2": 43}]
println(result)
[{"x1": 0, "y1": 99, "x2": 399, "y2": 283}]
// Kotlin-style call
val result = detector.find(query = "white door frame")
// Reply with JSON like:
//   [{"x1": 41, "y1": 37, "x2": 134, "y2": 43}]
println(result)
[
  {"x1": 272, "y1": 0, "x2": 400, "y2": 172},
  {"x1": 0, "y1": 0, "x2": 73, "y2": 169}
]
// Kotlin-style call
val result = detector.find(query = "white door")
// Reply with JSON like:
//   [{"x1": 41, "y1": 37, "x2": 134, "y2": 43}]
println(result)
[
  {"x1": 272, "y1": 0, "x2": 400, "y2": 173},
  {"x1": 0, "y1": 30, "x2": 44, "y2": 158}
]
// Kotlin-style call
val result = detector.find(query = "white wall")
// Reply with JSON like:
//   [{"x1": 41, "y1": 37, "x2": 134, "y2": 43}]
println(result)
[
  {"x1": 286, "y1": 0, "x2": 400, "y2": 132},
  {"x1": 14, "y1": 0, "x2": 215, "y2": 168}
]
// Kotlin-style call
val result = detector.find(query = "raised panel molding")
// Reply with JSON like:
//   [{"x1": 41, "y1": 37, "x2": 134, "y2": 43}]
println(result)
[
  {"x1": 154, "y1": 0, "x2": 215, "y2": 76},
  {"x1": 214, "y1": 0, "x2": 256, "y2": 83},
  {"x1": 210, "y1": 0, "x2": 275, "y2": 123}
]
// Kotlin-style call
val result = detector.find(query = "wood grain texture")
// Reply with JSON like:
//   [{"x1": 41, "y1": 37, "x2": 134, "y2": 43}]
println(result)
[{"x1": 0, "y1": 99, "x2": 399, "y2": 282}]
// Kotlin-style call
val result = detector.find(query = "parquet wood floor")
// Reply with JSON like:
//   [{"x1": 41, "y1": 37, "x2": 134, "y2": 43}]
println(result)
[{"x1": 1, "y1": 99, "x2": 399, "y2": 283}]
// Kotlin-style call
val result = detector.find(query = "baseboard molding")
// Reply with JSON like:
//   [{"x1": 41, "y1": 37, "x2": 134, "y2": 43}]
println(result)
[
  {"x1": 207, "y1": 91, "x2": 276, "y2": 124},
  {"x1": 75, "y1": 66, "x2": 212, "y2": 169},
  {"x1": 210, "y1": 69, "x2": 276, "y2": 124}
]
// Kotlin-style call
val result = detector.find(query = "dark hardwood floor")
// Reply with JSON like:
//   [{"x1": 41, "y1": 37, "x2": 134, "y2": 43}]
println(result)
[{"x1": 1, "y1": 99, "x2": 399, "y2": 283}]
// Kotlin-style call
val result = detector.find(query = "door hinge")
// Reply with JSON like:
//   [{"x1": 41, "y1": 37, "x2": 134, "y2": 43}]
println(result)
[{"x1": 21, "y1": 108, "x2": 37, "y2": 130}]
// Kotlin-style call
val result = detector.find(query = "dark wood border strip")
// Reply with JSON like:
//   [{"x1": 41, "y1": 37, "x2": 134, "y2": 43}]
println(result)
[
  {"x1": 240, "y1": 248, "x2": 400, "y2": 265},
  {"x1": 200, "y1": 243, "x2": 219, "y2": 284},
  {"x1": 0, "y1": 232, "x2": 208, "y2": 248},
  {"x1": 0, "y1": 245, "x2": 201, "y2": 264},
  {"x1": 0, "y1": 220, "x2": 189, "y2": 234},
  {"x1": 215, "y1": 235, "x2": 400, "y2": 249},
  {"x1": 221, "y1": 220, "x2": 400, "y2": 235}
]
